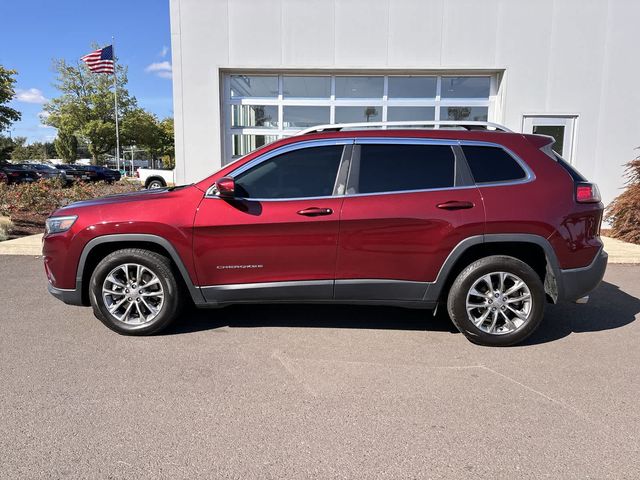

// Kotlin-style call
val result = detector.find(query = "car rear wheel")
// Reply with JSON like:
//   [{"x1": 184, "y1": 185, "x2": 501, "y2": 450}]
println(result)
[
  {"x1": 446, "y1": 255, "x2": 545, "y2": 346},
  {"x1": 147, "y1": 179, "x2": 165, "y2": 189},
  {"x1": 89, "y1": 248, "x2": 182, "y2": 335}
]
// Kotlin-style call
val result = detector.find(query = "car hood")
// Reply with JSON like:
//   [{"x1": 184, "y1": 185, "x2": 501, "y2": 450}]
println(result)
[{"x1": 54, "y1": 185, "x2": 198, "y2": 213}]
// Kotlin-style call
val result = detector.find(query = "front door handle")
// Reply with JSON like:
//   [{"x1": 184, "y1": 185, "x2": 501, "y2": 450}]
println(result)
[
  {"x1": 436, "y1": 200, "x2": 475, "y2": 210},
  {"x1": 297, "y1": 207, "x2": 333, "y2": 217}
]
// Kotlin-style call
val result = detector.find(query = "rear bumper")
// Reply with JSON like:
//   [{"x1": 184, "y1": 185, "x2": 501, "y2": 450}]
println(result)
[
  {"x1": 558, "y1": 248, "x2": 608, "y2": 302},
  {"x1": 47, "y1": 283, "x2": 84, "y2": 306}
]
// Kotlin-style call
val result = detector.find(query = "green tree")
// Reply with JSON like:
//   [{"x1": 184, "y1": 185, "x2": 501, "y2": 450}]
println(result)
[
  {"x1": 121, "y1": 108, "x2": 163, "y2": 160},
  {"x1": 0, "y1": 135, "x2": 14, "y2": 161},
  {"x1": 9, "y1": 137, "x2": 56, "y2": 161},
  {"x1": 54, "y1": 130, "x2": 78, "y2": 163},
  {"x1": 121, "y1": 112, "x2": 175, "y2": 169},
  {"x1": 0, "y1": 66, "x2": 21, "y2": 133},
  {"x1": 158, "y1": 117, "x2": 175, "y2": 168},
  {"x1": 43, "y1": 55, "x2": 135, "y2": 164},
  {"x1": 10, "y1": 137, "x2": 31, "y2": 161}
]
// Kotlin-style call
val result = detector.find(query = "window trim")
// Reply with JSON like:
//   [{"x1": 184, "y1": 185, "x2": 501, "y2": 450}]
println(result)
[
  {"x1": 344, "y1": 138, "x2": 535, "y2": 198},
  {"x1": 346, "y1": 140, "x2": 464, "y2": 196},
  {"x1": 206, "y1": 138, "x2": 354, "y2": 201},
  {"x1": 207, "y1": 137, "x2": 533, "y2": 202},
  {"x1": 457, "y1": 141, "x2": 535, "y2": 187}
]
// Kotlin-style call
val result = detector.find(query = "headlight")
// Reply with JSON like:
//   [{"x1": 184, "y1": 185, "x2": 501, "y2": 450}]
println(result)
[{"x1": 45, "y1": 215, "x2": 77, "y2": 234}]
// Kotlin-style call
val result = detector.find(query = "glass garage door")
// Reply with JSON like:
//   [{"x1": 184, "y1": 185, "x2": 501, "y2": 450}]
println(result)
[{"x1": 223, "y1": 74, "x2": 495, "y2": 163}]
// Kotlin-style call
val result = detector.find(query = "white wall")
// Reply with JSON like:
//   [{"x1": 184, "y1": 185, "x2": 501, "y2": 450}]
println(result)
[{"x1": 170, "y1": 0, "x2": 640, "y2": 206}]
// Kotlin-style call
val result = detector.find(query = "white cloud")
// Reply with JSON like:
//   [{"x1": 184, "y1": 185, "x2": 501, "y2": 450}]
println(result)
[
  {"x1": 15, "y1": 88, "x2": 48, "y2": 104},
  {"x1": 145, "y1": 61, "x2": 172, "y2": 79},
  {"x1": 37, "y1": 111, "x2": 54, "y2": 128},
  {"x1": 159, "y1": 45, "x2": 169, "y2": 58}
]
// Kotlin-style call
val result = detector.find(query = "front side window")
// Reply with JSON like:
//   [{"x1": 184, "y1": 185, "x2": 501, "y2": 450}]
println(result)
[
  {"x1": 462, "y1": 146, "x2": 526, "y2": 183},
  {"x1": 355, "y1": 144, "x2": 455, "y2": 194},
  {"x1": 234, "y1": 145, "x2": 343, "y2": 199}
]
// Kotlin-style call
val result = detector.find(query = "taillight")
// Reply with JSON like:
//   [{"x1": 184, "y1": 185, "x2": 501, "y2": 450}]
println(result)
[{"x1": 576, "y1": 182, "x2": 601, "y2": 203}]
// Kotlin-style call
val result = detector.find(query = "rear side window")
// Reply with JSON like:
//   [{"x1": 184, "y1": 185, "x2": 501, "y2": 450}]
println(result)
[
  {"x1": 234, "y1": 145, "x2": 343, "y2": 199},
  {"x1": 356, "y1": 144, "x2": 455, "y2": 194},
  {"x1": 462, "y1": 146, "x2": 526, "y2": 183}
]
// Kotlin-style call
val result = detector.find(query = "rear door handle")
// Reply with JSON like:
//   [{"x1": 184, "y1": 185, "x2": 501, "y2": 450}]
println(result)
[
  {"x1": 297, "y1": 207, "x2": 333, "y2": 217},
  {"x1": 436, "y1": 200, "x2": 475, "y2": 210}
]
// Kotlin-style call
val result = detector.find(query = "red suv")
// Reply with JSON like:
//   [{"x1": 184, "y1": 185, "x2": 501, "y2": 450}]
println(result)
[{"x1": 43, "y1": 123, "x2": 607, "y2": 346}]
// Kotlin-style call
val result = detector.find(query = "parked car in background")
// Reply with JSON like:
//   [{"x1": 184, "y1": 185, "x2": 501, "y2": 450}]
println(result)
[
  {"x1": 77, "y1": 165, "x2": 122, "y2": 183},
  {"x1": 43, "y1": 121, "x2": 607, "y2": 346},
  {"x1": 136, "y1": 168, "x2": 175, "y2": 189},
  {"x1": 55, "y1": 164, "x2": 85, "y2": 182},
  {"x1": 0, "y1": 170, "x2": 7, "y2": 184},
  {"x1": 0, "y1": 162, "x2": 39, "y2": 184},
  {"x1": 17, "y1": 163, "x2": 66, "y2": 181}
]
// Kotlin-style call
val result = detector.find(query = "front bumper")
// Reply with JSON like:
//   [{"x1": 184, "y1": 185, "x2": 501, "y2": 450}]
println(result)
[
  {"x1": 47, "y1": 283, "x2": 84, "y2": 306},
  {"x1": 558, "y1": 248, "x2": 608, "y2": 302}
]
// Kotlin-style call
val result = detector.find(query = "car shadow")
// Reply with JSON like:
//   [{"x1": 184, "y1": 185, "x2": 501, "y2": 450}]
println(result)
[
  {"x1": 163, "y1": 280, "x2": 639, "y2": 344},
  {"x1": 523, "y1": 280, "x2": 640, "y2": 345},
  {"x1": 164, "y1": 303, "x2": 458, "y2": 335}
]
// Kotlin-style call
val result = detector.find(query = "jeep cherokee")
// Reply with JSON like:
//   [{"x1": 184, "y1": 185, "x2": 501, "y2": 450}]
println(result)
[{"x1": 43, "y1": 122, "x2": 607, "y2": 346}]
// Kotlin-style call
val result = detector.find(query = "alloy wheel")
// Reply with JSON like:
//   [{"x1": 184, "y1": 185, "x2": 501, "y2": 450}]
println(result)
[
  {"x1": 465, "y1": 271, "x2": 533, "y2": 335},
  {"x1": 101, "y1": 263, "x2": 165, "y2": 325}
]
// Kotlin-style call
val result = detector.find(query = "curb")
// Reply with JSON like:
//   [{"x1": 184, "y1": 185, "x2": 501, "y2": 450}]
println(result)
[{"x1": 0, "y1": 233, "x2": 43, "y2": 256}]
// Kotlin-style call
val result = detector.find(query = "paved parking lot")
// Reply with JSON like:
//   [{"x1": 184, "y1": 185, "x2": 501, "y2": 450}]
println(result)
[{"x1": 1, "y1": 255, "x2": 639, "y2": 479}]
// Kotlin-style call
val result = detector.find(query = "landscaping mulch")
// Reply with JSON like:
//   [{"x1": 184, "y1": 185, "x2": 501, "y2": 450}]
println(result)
[{"x1": 7, "y1": 212, "x2": 47, "y2": 239}]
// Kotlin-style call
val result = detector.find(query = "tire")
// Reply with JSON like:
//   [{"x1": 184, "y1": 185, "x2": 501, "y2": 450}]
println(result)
[
  {"x1": 446, "y1": 255, "x2": 545, "y2": 347},
  {"x1": 147, "y1": 179, "x2": 165, "y2": 189},
  {"x1": 88, "y1": 248, "x2": 182, "y2": 335}
]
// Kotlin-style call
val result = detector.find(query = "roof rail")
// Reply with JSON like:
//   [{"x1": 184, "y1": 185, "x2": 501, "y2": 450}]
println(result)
[{"x1": 296, "y1": 120, "x2": 513, "y2": 135}]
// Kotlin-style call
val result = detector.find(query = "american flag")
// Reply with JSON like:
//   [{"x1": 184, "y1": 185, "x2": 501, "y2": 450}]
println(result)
[{"x1": 80, "y1": 45, "x2": 115, "y2": 74}]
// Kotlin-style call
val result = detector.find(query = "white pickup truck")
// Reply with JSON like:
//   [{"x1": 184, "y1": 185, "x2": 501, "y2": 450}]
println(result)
[{"x1": 136, "y1": 168, "x2": 176, "y2": 189}]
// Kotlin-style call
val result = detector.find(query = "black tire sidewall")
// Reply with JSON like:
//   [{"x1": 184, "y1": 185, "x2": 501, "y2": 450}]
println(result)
[
  {"x1": 447, "y1": 256, "x2": 545, "y2": 347},
  {"x1": 89, "y1": 250, "x2": 180, "y2": 335}
]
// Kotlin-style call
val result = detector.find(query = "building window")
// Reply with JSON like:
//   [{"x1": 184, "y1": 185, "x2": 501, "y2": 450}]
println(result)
[{"x1": 223, "y1": 74, "x2": 495, "y2": 163}]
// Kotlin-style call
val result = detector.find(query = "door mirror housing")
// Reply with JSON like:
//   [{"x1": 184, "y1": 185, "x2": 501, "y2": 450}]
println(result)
[{"x1": 214, "y1": 176, "x2": 235, "y2": 198}]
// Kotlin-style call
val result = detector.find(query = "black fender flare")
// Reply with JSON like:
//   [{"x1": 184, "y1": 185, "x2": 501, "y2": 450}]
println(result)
[
  {"x1": 423, "y1": 233, "x2": 563, "y2": 303},
  {"x1": 76, "y1": 234, "x2": 206, "y2": 306}
]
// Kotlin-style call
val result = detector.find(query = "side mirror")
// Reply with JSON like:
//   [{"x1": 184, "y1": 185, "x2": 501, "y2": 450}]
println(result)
[{"x1": 214, "y1": 176, "x2": 235, "y2": 198}]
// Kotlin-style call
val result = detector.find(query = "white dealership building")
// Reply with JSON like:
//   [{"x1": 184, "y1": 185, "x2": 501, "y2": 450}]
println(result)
[{"x1": 169, "y1": 0, "x2": 639, "y2": 206}]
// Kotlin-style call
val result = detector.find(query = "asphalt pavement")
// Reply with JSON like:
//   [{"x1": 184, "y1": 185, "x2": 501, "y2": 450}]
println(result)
[{"x1": 1, "y1": 255, "x2": 639, "y2": 479}]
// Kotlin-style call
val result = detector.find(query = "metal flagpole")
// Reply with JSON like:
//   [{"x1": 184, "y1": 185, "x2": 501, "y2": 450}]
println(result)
[{"x1": 112, "y1": 36, "x2": 121, "y2": 172}]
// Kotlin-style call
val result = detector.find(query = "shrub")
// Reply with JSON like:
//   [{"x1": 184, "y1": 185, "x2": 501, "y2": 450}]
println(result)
[
  {"x1": 0, "y1": 179, "x2": 142, "y2": 220},
  {"x1": 606, "y1": 156, "x2": 640, "y2": 244},
  {"x1": 0, "y1": 216, "x2": 12, "y2": 241}
]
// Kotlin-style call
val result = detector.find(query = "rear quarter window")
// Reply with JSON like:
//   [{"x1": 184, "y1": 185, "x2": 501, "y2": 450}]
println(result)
[{"x1": 462, "y1": 146, "x2": 527, "y2": 183}]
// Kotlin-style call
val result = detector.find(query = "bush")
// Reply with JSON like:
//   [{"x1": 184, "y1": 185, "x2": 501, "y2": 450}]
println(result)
[
  {"x1": 606, "y1": 156, "x2": 640, "y2": 244},
  {"x1": 0, "y1": 179, "x2": 142, "y2": 222},
  {"x1": 0, "y1": 216, "x2": 12, "y2": 241}
]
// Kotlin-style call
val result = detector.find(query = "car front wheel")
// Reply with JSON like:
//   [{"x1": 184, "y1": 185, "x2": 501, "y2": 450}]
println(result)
[
  {"x1": 446, "y1": 255, "x2": 545, "y2": 347},
  {"x1": 89, "y1": 248, "x2": 182, "y2": 335}
]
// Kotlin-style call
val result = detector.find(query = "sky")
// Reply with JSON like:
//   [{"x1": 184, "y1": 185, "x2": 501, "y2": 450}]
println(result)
[{"x1": 0, "y1": 0, "x2": 173, "y2": 143}]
